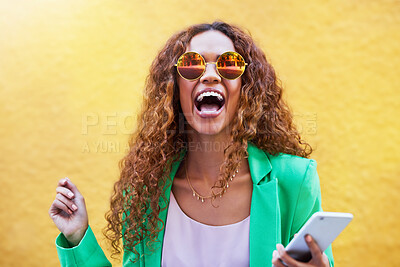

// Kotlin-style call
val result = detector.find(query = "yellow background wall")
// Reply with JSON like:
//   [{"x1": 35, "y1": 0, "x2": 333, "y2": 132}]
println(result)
[{"x1": 0, "y1": 0, "x2": 399, "y2": 266}]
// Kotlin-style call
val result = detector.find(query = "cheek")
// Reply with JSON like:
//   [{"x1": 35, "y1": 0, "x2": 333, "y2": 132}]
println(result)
[
  {"x1": 226, "y1": 79, "x2": 242, "y2": 106},
  {"x1": 178, "y1": 79, "x2": 195, "y2": 111}
]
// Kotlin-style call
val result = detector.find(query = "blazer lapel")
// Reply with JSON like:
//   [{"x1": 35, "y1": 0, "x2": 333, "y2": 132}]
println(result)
[{"x1": 248, "y1": 143, "x2": 281, "y2": 267}]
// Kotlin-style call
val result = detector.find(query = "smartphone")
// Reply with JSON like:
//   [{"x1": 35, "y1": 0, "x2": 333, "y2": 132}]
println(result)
[{"x1": 285, "y1": 211, "x2": 353, "y2": 262}]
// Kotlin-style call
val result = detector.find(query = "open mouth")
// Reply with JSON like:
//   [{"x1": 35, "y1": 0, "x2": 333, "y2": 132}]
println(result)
[{"x1": 194, "y1": 91, "x2": 225, "y2": 114}]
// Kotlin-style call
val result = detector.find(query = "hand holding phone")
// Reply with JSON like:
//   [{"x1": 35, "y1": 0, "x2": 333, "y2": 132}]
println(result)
[{"x1": 285, "y1": 211, "x2": 353, "y2": 262}]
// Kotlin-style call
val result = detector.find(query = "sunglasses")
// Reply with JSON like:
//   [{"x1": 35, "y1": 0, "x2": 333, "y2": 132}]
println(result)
[{"x1": 175, "y1": 51, "x2": 247, "y2": 81}]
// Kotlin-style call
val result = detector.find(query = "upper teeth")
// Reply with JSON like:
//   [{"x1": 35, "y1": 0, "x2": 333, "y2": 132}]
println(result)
[{"x1": 196, "y1": 91, "x2": 223, "y2": 102}]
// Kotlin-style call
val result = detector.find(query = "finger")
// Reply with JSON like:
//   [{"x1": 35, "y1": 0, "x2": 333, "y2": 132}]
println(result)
[
  {"x1": 56, "y1": 193, "x2": 78, "y2": 212},
  {"x1": 272, "y1": 250, "x2": 286, "y2": 267},
  {"x1": 276, "y1": 243, "x2": 305, "y2": 267},
  {"x1": 305, "y1": 235, "x2": 324, "y2": 263},
  {"x1": 271, "y1": 259, "x2": 286, "y2": 267},
  {"x1": 56, "y1": 186, "x2": 75, "y2": 199},
  {"x1": 50, "y1": 199, "x2": 73, "y2": 216},
  {"x1": 58, "y1": 177, "x2": 69, "y2": 187},
  {"x1": 59, "y1": 177, "x2": 82, "y2": 197},
  {"x1": 322, "y1": 252, "x2": 330, "y2": 266}
]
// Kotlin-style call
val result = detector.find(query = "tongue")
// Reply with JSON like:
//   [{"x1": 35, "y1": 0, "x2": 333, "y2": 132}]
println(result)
[{"x1": 200, "y1": 103, "x2": 220, "y2": 112}]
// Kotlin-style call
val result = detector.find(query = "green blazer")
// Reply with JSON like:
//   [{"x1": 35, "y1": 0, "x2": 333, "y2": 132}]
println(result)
[{"x1": 56, "y1": 143, "x2": 334, "y2": 266}]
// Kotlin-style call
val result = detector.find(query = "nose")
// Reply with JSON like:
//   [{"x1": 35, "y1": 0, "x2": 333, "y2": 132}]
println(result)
[{"x1": 200, "y1": 63, "x2": 221, "y2": 83}]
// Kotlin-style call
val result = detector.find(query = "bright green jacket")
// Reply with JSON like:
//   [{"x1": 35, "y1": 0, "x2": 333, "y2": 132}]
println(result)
[{"x1": 56, "y1": 143, "x2": 334, "y2": 266}]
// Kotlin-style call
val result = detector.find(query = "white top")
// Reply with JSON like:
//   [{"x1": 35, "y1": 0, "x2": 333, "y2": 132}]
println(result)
[{"x1": 161, "y1": 192, "x2": 250, "y2": 267}]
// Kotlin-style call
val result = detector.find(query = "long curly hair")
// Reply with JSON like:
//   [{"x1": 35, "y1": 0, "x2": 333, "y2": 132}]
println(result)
[{"x1": 104, "y1": 21, "x2": 312, "y2": 261}]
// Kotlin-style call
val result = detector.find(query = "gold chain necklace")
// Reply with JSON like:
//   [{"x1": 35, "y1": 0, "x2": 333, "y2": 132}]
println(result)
[{"x1": 185, "y1": 162, "x2": 239, "y2": 203}]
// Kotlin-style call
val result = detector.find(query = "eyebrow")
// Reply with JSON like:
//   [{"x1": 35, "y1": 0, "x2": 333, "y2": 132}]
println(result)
[{"x1": 192, "y1": 52, "x2": 222, "y2": 61}]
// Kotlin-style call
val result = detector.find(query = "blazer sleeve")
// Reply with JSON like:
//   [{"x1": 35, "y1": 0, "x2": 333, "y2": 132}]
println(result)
[
  {"x1": 291, "y1": 159, "x2": 335, "y2": 267},
  {"x1": 55, "y1": 226, "x2": 111, "y2": 267},
  {"x1": 56, "y1": 225, "x2": 143, "y2": 267}
]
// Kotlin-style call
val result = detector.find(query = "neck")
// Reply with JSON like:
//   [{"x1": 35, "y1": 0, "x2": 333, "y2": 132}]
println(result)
[{"x1": 185, "y1": 132, "x2": 230, "y2": 187}]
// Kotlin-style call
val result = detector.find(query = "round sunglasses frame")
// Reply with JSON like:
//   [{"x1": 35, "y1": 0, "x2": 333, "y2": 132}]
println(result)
[{"x1": 175, "y1": 51, "x2": 248, "y2": 81}]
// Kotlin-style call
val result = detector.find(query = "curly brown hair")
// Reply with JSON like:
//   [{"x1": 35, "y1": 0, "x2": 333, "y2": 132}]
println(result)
[{"x1": 104, "y1": 21, "x2": 312, "y2": 261}]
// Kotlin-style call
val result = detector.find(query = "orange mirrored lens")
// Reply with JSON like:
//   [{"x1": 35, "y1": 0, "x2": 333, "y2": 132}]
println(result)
[
  {"x1": 217, "y1": 52, "x2": 246, "y2": 80},
  {"x1": 176, "y1": 52, "x2": 205, "y2": 80}
]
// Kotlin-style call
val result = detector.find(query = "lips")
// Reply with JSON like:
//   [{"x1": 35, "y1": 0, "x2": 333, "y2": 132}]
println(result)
[{"x1": 194, "y1": 88, "x2": 225, "y2": 118}]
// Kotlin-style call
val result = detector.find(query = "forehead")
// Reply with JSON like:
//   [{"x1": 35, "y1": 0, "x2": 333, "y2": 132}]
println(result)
[{"x1": 187, "y1": 30, "x2": 236, "y2": 56}]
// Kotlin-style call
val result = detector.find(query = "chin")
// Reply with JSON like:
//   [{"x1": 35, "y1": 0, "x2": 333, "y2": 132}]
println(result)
[{"x1": 191, "y1": 120, "x2": 230, "y2": 136}]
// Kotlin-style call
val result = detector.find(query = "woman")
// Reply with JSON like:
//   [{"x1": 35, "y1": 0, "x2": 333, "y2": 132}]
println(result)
[{"x1": 49, "y1": 21, "x2": 334, "y2": 267}]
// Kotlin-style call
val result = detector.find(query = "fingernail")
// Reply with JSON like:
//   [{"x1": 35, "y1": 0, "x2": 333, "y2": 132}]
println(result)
[
  {"x1": 306, "y1": 235, "x2": 312, "y2": 242},
  {"x1": 273, "y1": 250, "x2": 278, "y2": 258},
  {"x1": 68, "y1": 192, "x2": 74, "y2": 198},
  {"x1": 72, "y1": 204, "x2": 78, "y2": 211}
]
